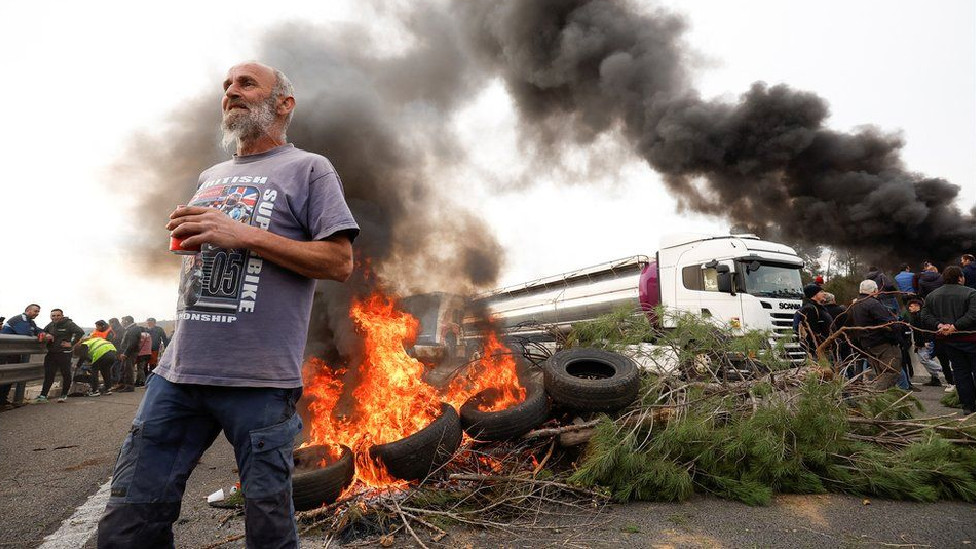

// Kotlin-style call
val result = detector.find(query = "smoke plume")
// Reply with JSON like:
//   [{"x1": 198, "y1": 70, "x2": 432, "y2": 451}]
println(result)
[
  {"x1": 456, "y1": 0, "x2": 974, "y2": 261},
  {"x1": 116, "y1": 0, "x2": 972, "y2": 359}
]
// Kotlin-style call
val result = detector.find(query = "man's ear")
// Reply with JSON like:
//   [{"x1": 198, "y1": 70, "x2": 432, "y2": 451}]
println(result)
[{"x1": 278, "y1": 96, "x2": 295, "y2": 117}]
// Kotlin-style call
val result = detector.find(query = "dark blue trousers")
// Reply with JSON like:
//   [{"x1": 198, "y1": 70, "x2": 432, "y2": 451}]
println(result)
[
  {"x1": 941, "y1": 342, "x2": 976, "y2": 413},
  {"x1": 97, "y1": 374, "x2": 303, "y2": 548}
]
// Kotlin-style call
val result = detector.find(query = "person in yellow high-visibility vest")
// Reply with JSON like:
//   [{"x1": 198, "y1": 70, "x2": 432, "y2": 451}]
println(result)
[{"x1": 74, "y1": 336, "x2": 118, "y2": 396}]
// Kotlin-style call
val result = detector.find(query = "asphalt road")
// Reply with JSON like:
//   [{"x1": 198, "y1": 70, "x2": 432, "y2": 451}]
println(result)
[{"x1": 1, "y1": 375, "x2": 975, "y2": 548}]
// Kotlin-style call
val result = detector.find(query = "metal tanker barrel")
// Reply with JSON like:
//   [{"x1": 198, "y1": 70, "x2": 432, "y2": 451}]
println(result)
[{"x1": 473, "y1": 256, "x2": 650, "y2": 338}]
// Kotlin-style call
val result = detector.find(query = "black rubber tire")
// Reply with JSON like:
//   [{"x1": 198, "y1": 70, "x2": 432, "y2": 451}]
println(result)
[
  {"x1": 291, "y1": 444, "x2": 354, "y2": 511},
  {"x1": 459, "y1": 380, "x2": 549, "y2": 441},
  {"x1": 542, "y1": 348, "x2": 640, "y2": 412},
  {"x1": 368, "y1": 402, "x2": 462, "y2": 481}
]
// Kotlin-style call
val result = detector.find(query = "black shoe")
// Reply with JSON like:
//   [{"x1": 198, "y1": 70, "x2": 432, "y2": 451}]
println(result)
[
  {"x1": 134, "y1": 382, "x2": 145, "y2": 387},
  {"x1": 923, "y1": 376, "x2": 942, "y2": 387},
  {"x1": 118, "y1": 386, "x2": 135, "y2": 393},
  {"x1": 909, "y1": 384, "x2": 922, "y2": 392}
]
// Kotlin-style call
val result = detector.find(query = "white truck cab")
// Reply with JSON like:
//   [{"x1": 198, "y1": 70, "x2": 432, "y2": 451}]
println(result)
[{"x1": 653, "y1": 233, "x2": 805, "y2": 362}]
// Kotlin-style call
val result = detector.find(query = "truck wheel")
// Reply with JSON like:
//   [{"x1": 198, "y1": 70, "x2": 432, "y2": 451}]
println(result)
[
  {"x1": 542, "y1": 348, "x2": 640, "y2": 412},
  {"x1": 369, "y1": 402, "x2": 462, "y2": 481},
  {"x1": 292, "y1": 444, "x2": 354, "y2": 511},
  {"x1": 460, "y1": 380, "x2": 549, "y2": 441}
]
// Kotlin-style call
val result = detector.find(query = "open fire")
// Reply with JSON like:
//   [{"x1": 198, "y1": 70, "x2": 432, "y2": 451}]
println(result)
[{"x1": 302, "y1": 289, "x2": 526, "y2": 490}]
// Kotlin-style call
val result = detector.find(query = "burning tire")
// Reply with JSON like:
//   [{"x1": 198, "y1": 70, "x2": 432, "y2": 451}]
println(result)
[
  {"x1": 459, "y1": 380, "x2": 549, "y2": 441},
  {"x1": 543, "y1": 348, "x2": 640, "y2": 412},
  {"x1": 292, "y1": 444, "x2": 354, "y2": 511},
  {"x1": 368, "y1": 402, "x2": 462, "y2": 482}
]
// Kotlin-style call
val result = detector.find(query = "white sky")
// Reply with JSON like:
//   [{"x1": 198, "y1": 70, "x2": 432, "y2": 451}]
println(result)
[{"x1": 0, "y1": 0, "x2": 973, "y2": 325}]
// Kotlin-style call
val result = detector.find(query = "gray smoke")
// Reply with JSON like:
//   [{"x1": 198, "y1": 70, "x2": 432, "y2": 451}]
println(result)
[
  {"x1": 117, "y1": 0, "x2": 972, "y2": 360},
  {"x1": 456, "y1": 0, "x2": 974, "y2": 261}
]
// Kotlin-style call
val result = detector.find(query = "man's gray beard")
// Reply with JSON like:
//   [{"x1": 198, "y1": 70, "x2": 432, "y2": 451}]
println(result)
[{"x1": 220, "y1": 97, "x2": 277, "y2": 150}]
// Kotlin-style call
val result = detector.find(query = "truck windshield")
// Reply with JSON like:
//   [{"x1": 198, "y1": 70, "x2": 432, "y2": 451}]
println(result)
[{"x1": 739, "y1": 262, "x2": 803, "y2": 299}]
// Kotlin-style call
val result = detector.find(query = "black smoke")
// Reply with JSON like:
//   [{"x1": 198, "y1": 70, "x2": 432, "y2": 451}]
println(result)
[{"x1": 456, "y1": 0, "x2": 974, "y2": 261}]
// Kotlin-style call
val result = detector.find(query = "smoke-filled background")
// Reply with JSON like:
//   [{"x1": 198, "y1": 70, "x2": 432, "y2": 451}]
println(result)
[
  {"x1": 3, "y1": 0, "x2": 972, "y2": 331},
  {"x1": 110, "y1": 0, "x2": 975, "y2": 358}
]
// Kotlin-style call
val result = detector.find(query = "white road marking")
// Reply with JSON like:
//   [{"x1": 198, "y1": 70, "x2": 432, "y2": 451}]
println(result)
[{"x1": 38, "y1": 478, "x2": 112, "y2": 548}]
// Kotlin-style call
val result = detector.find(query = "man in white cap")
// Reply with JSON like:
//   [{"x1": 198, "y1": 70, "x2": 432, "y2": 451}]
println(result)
[{"x1": 848, "y1": 279, "x2": 902, "y2": 390}]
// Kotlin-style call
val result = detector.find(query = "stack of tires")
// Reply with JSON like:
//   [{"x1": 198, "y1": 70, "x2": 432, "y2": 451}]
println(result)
[
  {"x1": 457, "y1": 348, "x2": 641, "y2": 440},
  {"x1": 291, "y1": 348, "x2": 642, "y2": 511},
  {"x1": 540, "y1": 348, "x2": 641, "y2": 413}
]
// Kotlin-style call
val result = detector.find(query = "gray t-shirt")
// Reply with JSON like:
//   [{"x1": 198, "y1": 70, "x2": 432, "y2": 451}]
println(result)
[{"x1": 155, "y1": 144, "x2": 359, "y2": 388}]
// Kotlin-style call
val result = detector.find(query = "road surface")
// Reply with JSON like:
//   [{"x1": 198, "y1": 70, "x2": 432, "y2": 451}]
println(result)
[{"x1": 1, "y1": 376, "x2": 974, "y2": 548}]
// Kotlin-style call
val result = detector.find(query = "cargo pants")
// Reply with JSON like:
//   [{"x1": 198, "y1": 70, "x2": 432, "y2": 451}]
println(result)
[{"x1": 97, "y1": 374, "x2": 303, "y2": 549}]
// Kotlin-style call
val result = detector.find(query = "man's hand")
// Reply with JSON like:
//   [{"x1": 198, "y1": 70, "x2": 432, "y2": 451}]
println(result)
[
  {"x1": 60, "y1": 341, "x2": 71, "y2": 348},
  {"x1": 118, "y1": 354, "x2": 126, "y2": 362},
  {"x1": 167, "y1": 206, "x2": 257, "y2": 250}
]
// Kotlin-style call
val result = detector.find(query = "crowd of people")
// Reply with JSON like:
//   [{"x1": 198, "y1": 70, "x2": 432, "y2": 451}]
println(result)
[
  {"x1": 794, "y1": 255, "x2": 976, "y2": 416},
  {"x1": 0, "y1": 305, "x2": 170, "y2": 407}
]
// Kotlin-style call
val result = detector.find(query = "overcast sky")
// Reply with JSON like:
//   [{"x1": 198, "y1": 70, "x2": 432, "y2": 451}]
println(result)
[{"x1": 0, "y1": 0, "x2": 973, "y2": 326}]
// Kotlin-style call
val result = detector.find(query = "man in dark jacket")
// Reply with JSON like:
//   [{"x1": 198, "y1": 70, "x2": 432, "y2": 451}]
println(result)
[
  {"x1": 145, "y1": 317, "x2": 170, "y2": 371},
  {"x1": 961, "y1": 254, "x2": 976, "y2": 290},
  {"x1": 112, "y1": 316, "x2": 143, "y2": 393},
  {"x1": 915, "y1": 262, "x2": 944, "y2": 298},
  {"x1": 37, "y1": 309, "x2": 85, "y2": 403},
  {"x1": 1, "y1": 304, "x2": 43, "y2": 406},
  {"x1": 849, "y1": 280, "x2": 901, "y2": 390},
  {"x1": 822, "y1": 293, "x2": 853, "y2": 366},
  {"x1": 793, "y1": 283, "x2": 833, "y2": 358},
  {"x1": 920, "y1": 266, "x2": 976, "y2": 415},
  {"x1": 866, "y1": 267, "x2": 899, "y2": 314}
]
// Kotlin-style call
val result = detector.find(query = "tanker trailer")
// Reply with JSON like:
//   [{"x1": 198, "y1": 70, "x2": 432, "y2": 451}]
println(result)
[{"x1": 468, "y1": 233, "x2": 806, "y2": 364}]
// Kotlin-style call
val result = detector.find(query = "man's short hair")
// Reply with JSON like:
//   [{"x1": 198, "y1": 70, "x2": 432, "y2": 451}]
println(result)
[
  {"x1": 272, "y1": 68, "x2": 295, "y2": 133},
  {"x1": 147, "y1": 317, "x2": 157, "y2": 323},
  {"x1": 122, "y1": 315, "x2": 134, "y2": 323},
  {"x1": 95, "y1": 319, "x2": 108, "y2": 327},
  {"x1": 901, "y1": 263, "x2": 911, "y2": 271},
  {"x1": 943, "y1": 266, "x2": 963, "y2": 284},
  {"x1": 964, "y1": 254, "x2": 975, "y2": 263},
  {"x1": 822, "y1": 292, "x2": 836, "y2": 305},
  {"x1": 859, "y1": 279, "x2": 878, "y2": 294},
  {"x1": 25, "y1": 304, "x2": 40, "y2": 312},
  {"x1": 907, "y1": 297, "x2": 924, "y2": 307},
  {"x1": 51, "y1": 308, "x2": 63, "y2": 315}
]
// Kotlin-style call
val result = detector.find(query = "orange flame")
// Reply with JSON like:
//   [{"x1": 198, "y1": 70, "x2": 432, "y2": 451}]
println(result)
[
  {"x1": 303, "y1": 292, "x2": 440, "y2": 487},
  {"x1": 302, "y1": 289, "x2": 526, "y2": 490},
  {"x1": 443, "y1": 332, "x2": 526, "y2": 412}
]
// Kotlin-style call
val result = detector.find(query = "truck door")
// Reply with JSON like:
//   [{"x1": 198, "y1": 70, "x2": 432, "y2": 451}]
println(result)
[
  {"x1": 699, "y1": 262, "x2": 742, "y2": 328},
  {"x1": 675, "y1": 264, "x2": 706, "y2": 320},
  {"x1": 677, "y1": 262, "x2": 742, "y2": 326}
]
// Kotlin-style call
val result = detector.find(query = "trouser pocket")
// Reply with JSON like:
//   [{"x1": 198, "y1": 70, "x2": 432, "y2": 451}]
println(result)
[
  {"x1": 108, "y1": 419, "x2": 145, "y2": 501},
  {"x1": 244, "y1": 412, "x2": 302, "y2": 499}
]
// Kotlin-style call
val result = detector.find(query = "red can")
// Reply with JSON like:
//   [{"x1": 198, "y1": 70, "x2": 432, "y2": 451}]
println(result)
[{"x1": 170, "y1": 236, "x2": 200, "y2": 255}]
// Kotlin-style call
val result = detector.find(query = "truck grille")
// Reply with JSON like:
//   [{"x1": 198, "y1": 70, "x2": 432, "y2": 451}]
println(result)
[{"x1": 769, "y1": 312, "x2": 806, "y2": 364}]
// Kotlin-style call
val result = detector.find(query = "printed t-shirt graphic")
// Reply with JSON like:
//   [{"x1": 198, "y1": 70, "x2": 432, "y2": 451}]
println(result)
[{"x1": 178, "y1": 184, "x2": 261, "y2": 313}]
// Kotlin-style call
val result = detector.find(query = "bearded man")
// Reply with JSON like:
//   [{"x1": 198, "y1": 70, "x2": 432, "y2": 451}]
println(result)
[{"x1": 97, "y1": 62, "x2": 359, "y2": 548}]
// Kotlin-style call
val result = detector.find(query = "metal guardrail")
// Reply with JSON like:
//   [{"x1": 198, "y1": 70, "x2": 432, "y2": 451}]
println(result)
[{"x1": 0, "y1": 334, "x2": 48, "y2": 404}]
